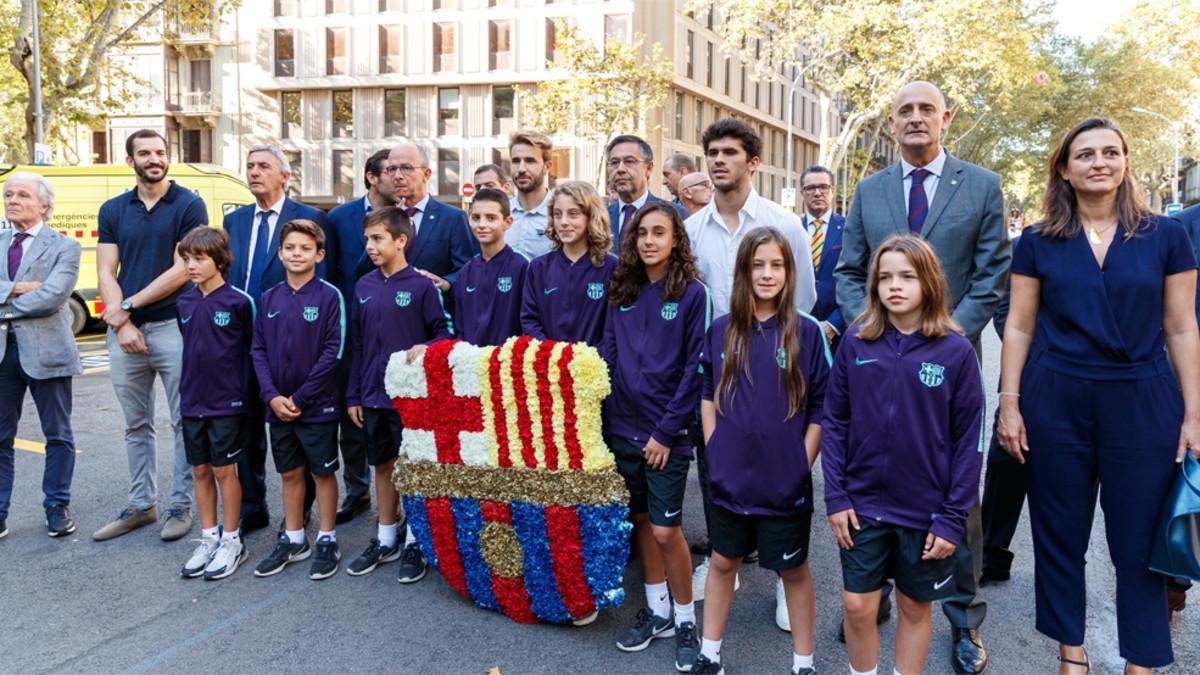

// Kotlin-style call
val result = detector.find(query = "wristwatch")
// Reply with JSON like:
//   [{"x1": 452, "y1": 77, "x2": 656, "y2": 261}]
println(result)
[{"x1": 120, "y1": 298, "x2": 134, "y2": 312}]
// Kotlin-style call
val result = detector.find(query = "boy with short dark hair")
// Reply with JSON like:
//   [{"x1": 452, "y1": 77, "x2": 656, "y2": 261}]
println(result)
[
  {"x1": 250, "y1": 219, "x2": 346, "y2": 580},
  {"x1": 425, "y1": 188, "x2": 528, "y2": 346},
  {"x1": 345, "y1": 206, "x2": 451, "y2": 579},
  {"x1": 177, "y1": 227, "x2": 253, "y2": 580}
]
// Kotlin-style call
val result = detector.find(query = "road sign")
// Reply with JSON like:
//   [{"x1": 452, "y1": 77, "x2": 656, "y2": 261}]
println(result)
[
  {"x1": 461, "y1": 182, "x2": 475, "y2": 198},
  {"x1": 34, "y1": 143, "x2": 52, "y2": 165},
  {"x1": 780, "y1": 187, "x2": 796, "y2": 209},
  {"x1": 1166, "y1": 202, "x2": 1183, "y2": 216}
]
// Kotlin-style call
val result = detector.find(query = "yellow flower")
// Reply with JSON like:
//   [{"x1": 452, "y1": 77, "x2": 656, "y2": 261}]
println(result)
[{"x1": 568, "y1": 344, "x2": 615, "y2": 471}]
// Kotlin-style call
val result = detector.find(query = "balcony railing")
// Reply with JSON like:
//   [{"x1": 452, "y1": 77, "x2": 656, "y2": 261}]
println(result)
[{"x1": 178, "y1": 91, "x2": 218, "y2": 114}]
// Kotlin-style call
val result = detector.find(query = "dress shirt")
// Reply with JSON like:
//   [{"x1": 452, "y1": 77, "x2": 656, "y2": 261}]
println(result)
[
  {"x1": 11, "y1": 221, "x2": 44, "y2": 255},
  {"x1": 509, "y1": 191, "x2": 553, "y2": 259},
  {"x1": 407, "y1": 193, "x2": 431, "y2": 237},
  {"x1": 900, "y1": 148, "x2": 947, "y2": 212}
]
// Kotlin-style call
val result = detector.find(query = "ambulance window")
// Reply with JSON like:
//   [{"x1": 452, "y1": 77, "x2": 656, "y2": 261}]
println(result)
[{"x1": 222, "y1": 203, "x2": 239, "y2": 216}]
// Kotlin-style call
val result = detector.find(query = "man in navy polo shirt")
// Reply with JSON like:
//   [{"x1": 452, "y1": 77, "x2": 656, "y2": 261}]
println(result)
[{"x1": 93, "y1": 129, "x2": 206, "y2": 543}]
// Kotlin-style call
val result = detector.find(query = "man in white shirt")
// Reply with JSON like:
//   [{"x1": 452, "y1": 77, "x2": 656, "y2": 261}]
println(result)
[
  {"x1": 507, "y1": 131, "x2": 554, "y2": 260},
  {"x1": 684, "y1": 119, "x2": 816, "y2": 317}
]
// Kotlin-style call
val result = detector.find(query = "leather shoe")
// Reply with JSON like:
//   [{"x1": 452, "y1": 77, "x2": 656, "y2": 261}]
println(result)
[
  {"x1": 979, "y1": 566, "x2": 1010, "y2": 586},
  {"x1": 837, "y1": 592, "x2": 892, "y2": 643},
  {"x1": 951, "y1": 628, "x2": 988, "y2": 674},
  {"x1": 240, "y1": 509, "x2": 270, "y2": 535},
  {"x1": 1168, "y1": 588, "x2": 1186, "y2": 618},
  {"x1": 335, "y1": 493, "x2": 371, "y2": 525}
]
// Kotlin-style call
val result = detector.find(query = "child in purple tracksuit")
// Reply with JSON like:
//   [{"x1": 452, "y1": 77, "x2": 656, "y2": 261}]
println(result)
[
  {"x1": 602, "y1": 202, "x2": 709, "y2": 672},
  {"x1": 251, "y1": 219, "x2": 346, "y2": 581},
  {"x1": 695, "y1": 227, "x2": 831, "y2": 675},
  {"x1": 521, "y1": 180, "x2": 618, "y2": 346},
  {"x1": 821, "y1": 234, "x2": 984, "y2": 675}
]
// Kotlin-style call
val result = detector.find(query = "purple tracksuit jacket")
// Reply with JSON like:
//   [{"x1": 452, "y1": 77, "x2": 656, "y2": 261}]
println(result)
[
  {"x1": 520, "y1": 250, "x2": 618, "y2": 346},
  {"x1": 451, "y1": 245, "x2": 528, "y2": 347},
  {"x1": 820, "y1": 325, "x2": 984, "y2": 544},
  {"x1": 700, "y1": 311, "x2": 832, "y2": 516},
  {"x1": 251, "y1": 276, "x2": 345, "y2": 424},
  {"x1": 177, "y1": 283, "x2": 256, "y2": 418}
]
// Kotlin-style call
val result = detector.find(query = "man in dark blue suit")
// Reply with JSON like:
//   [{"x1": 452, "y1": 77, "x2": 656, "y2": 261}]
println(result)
[
  {"x1": 325, "y1": 148, "x2": 395, "y2": 524},
  {"x1": 799, "y1": 165, "x2": 846, "y2": 346},
  {"x1": 605, "y1": 135, "x2": 688, "y2": 250},
  {"x1": 224, "y1": 145, "x2": 333, "y2": 533},
  {"x1": 1170, "y1": 202, "x2": 1200, "y2": 614},
  {"x1": 387, "y1": 143, "x2": 474, "y2": 287}
]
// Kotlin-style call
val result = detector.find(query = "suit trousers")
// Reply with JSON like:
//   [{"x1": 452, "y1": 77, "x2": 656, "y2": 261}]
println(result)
[
  {"x1": 1023, "y1": 362, "x2": 1177, "y2": 668},
  {"x1": 0, "y1": 340, "x2": 75, "y2": 520},
  {"x1": 337, "y1": 357, "x2": 369, "y2": 499},
  {"x1": 980, "y1": 407, "x2": 1027, "y2": 576},
  {"x1": 107, "y1": 320, "x2": 192, "y2": 509},
  {"x1": 237, "y1": 399, "x2": 269, "y2": 517}
]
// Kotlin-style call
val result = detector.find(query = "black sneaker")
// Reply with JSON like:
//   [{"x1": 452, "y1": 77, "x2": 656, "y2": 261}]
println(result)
[
  {"x1": 254, "y1": 533, "x2": 311, "y2": 577},
  {"x1": 674, "y1": 621, "x2": 698, "y2": 672},
  {"x1": 396, "y1": 542, "x2": 427, "y2": 584},
  {"x1": 616, "y1": 607, "x2": 675, "y2": 652},
  {"x1": 46, "y1": 504, "x2": 76, "y2": 537},
  {"x1": 309, "y1": 535, "x2": 341, "y2": 580},
  {"x1": 0, "y1": 519, "x2": 7, "y2": 539},
  {"x1": 690, "y1": 654, "x2": 724, "y2": 675},
  {"x1": 346, "y1": 538, "x2": 401, "y2": 576}
]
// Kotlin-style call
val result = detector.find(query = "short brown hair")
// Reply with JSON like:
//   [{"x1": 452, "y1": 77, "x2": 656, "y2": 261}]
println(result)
[
  {"x1": 279, "y1": 219, "x2": 326, "y2": 251},
  {"x1": 509, "y1": 130, "x2": 553, "y2": 163},
  {"x1": 178, "y1": 227, "x2": 233, "y2": 276},
  {"x1": 125, "y1": 129, "x2": 169, "y2": 158},
  {"x1": 363, "y1": 206, "x2": 413, "y2": 242}
]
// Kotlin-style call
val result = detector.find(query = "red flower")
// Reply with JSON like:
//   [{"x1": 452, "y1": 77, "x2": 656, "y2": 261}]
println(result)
[{"x1": 558, "y1": 345, "x2": 584, "y2": 470}]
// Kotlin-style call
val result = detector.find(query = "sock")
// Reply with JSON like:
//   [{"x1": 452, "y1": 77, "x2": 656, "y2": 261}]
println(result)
[
  {"x1": 378, "y1": 522, "x2": 398, "y2": 548},
  {"x1": 849, "y1": 666, "x2": 877, "y2": 675},
  {"x1": 645, "y1": 582, "x2": 670, "y2": 619},
  {"x1": 317, "y1": 529, "x2": 336, "y2": 542},
  {"x1": 700, "y1": 638, "x2": 722, "y2": 663},
  {"x1": 793, "y1": 652, "x2": 813, "y2": 670},
  {"x1": 202, "y1": 526, "x2": 219, "y2": 540},
  {"x1": 894, "y1": 671, "x2": 903, "y2": 675},
  {"x1": 286, "y1": 528, "x2": 305, "y2": 545},
  {"x1": 222, "y1": 528, "x2": 240, "y2": 543},
  {"x1": 674, "y1": 600, "x2": 696, "y2": 626},
  {"x1": 405, "y1": 525, "x2": 417, "y2": 546}
]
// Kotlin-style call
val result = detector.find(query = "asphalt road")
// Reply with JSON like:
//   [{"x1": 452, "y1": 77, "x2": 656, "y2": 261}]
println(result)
[{"x1": 1, "y1": 326, "x2": 1197, "y2": 674}]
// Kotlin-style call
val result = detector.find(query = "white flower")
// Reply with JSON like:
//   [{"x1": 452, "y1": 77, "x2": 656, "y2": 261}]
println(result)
[
  {"x1": 458, "y1": 431, "x2": 491, "y2": 466},
  {"x1": 385, "y1": 350, "x2": 428, "y2": 399},
  {"x1": 448, "y1": 342, "x2": 485, "y2": 397},
  {"x1": 399, "y1": 428, "x2": 438, "y2": 462}
]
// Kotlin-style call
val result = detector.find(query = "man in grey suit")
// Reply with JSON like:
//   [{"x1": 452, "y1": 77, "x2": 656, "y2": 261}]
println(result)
[
  {"x1": 0, "y1": 172, "x2": 83, "y2": 540},
  {"x1": 834, "y1": 81, "x2": 1010, "y2": 674}
]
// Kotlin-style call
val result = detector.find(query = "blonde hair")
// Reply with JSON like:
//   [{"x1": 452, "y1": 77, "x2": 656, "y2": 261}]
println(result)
[
  {"x1": 854, "y1": 234, "x2": 960, "y2": 340},
  {"x1": 546, "y1": 181, "x2": 612, "y2": 268}
]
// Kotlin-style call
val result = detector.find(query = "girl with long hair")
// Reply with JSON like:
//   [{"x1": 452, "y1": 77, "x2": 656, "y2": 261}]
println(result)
[
  {"x1": 693, "y1": 228, "x2": 831, "y2": 675},
  {"x1": 520, "y1": 180, "x2": 617, "y2": 346},
  {"x1": 602, "y1": 202, "x2": 709, "y2": 672},
  {"x1": 998, "y1": 117, "x2": 1200, "y2": 674},
  {"x1": 822, "y1": 234, "x2": 984, "y2": 675}
]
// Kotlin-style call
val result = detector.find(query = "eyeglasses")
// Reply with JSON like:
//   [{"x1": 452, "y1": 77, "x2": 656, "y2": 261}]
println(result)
[
  {"x1": 607, "y1": 157, "x2": 644, "y2": 169},
  {"x1": 384, "y1": 164, "x2": 424, "y2": 175},
  {"x1": 801, "y1": 184, "x2": 833, "y2": 194}
]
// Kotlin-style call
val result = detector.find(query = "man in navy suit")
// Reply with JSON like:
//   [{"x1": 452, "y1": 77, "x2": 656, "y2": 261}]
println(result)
[
  {"x1": 325, "y1": 148, "x2": 395, "y2": 524},
  {"x1": 799, "y1": 165, "x2": 846, "y2": 346},
  {"x1": 386, "y1": 143, "x2": 474, "y2": 288},
  {"x1": 1170, "y1": 202, "x2": 1200, "y2": 614},
  {"x1": 224, "y1": 145, "x2": 332, "y2": 533},
  {"x1": 605, "y1": 135, "x2": 688, "y2": 249}
]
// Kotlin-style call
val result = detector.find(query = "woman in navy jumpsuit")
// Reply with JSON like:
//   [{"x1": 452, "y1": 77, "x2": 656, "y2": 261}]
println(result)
[{"x1": 999, "y1": 118, "x2": 1200, "y2": 673}]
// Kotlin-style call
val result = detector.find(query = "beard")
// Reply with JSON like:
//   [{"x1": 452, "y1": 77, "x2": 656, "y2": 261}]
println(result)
[{"x1": 133, "y1": 161, "x2": 168, "y2": 184}]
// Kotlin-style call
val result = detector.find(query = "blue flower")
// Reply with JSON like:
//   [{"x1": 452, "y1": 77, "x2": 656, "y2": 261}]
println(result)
[
  {"x1": 449, "y1": 498, "x2": 499, "y2": 612},
  {"x1": 511, "y1": 501, "x2": 571, "y2": 623},
  {"x1": 578, "y1": 502, "x2": 631, "y2": 611},
  {"x1": 403, "y1": 495, "x2": 438, "y2": 569}
]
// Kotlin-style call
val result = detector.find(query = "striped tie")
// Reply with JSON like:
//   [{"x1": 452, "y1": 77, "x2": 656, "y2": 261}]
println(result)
[
  {"x1": 908, "y1": 168, "x2": 932, "y2": 234},
  {"x1": 809, "y1": 219, "x2": 824, "y2": 269}
]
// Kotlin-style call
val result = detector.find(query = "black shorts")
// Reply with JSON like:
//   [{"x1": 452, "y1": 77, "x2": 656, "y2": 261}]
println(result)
[
  {"x1": 183, "y1": 415, "x2": 249, "y2": 468},
  {"x1": 270, "y1": 421, "x2": 340, "y2": 476},
  {"x1": 708, "y1": 503, "x2": 813, "y2": 571},
  {"x1": 840, "y1": 521, "x2": 956, "y2": 602},
  {"x1": 608, "y1": 436, "x2": 690, "y2": 527},
  {"x1": 363, "y1": 407, "x2": 402, "y2": 466}
]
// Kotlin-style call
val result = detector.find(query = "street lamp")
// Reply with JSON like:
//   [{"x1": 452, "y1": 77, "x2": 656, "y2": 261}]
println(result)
[
  {"x1": 784, "y1": 69, "x2": 804, "y2": 209},
  {"x1": 1132, "y1": 106, "x2": 1181, "y2": 207}
]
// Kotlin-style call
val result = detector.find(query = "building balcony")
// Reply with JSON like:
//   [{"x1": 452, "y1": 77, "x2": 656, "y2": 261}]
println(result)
[
  {"x1": 170, "y1": 91, "x2": 220, "y2": 128},
  {"x1": 170, "y1": 23, "x2": 218, "y2": 58}
]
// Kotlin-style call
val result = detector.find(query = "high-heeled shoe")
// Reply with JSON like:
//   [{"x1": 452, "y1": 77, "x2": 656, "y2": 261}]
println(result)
[{"x1": 1057, "y1": 648, "x2": 1089, "y2": 674}]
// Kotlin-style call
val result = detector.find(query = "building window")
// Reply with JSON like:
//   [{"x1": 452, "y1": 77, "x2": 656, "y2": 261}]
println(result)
[
  {"x1": 384, "y1": 89, "x2": 406, "y2": 137},
  {"x1": 325, "y1": 0, "x2": 349, "y2": 13},
  {"x1": 705, "y1": 42, "x2": 714, "y2": 88},
  {"x1": 549, "y1": 148, "x2": 570, "y2": 187},
  {"x1": 695, "y1": 99, "x2": 703, "y2": 144},
  {"x1": 740, "y1": 65, "x2": 746, "y2": 102},
  {"x1": 434, "y1": 23, "x2": 456, "y2": 73},
  {"x1": 491, "y1": 147, "x2": 511, "y2": 175},
  {"x1": 723, "y1": 56, "x2": 731, "y2": 96},
  {"x1": 379, "y1": 0, "x2": 402, "y2": 10},
  {"x1": 438, "y1": 87, "x2": 460, "y2": 136},
  {"x1": 333, "y1": 149, "x2": 354, "y2": 200},
  {"x1": 674, "y1": 92, "x2": 684, "y2": 140},
  {"x1": 274, "y1": 0, "x2": 297, "y2": 16},
  {"x1": 438, "y1": 148, "x2": 460, "y2": 196},
  {"x1": 433, "y1": 0, "x2": 455, "y2": 8},
  {"x1": 189, "y1": 60, "x2": 211, "y2": 93},
  {"x1": 284, "y1": 150, "x2": 303, "y2": 198},
  {"x1": 768, "y1": 80, "x2": 773, "y2": 117},
  {"x1": 493, "y1": 85, "x2": 515, "y2": 135},
  {"x1": 182, "y1": 129, "x2": 212, "y2": 163},
  {"x1": 274, "y1": 30, "x2": 294, "y2": 76},
  {"x1": 92, "y1": 130, "x2": 108, "y2": 164},
  {"x1": 380, "y1": 25, "x2": 402, "y2": 74},
  {"x1": 545, "y1": 18, "x2": 558, "y2": 65},
  {"x1": 489, "y1": 20, "x2": 512, "y2": 70},
  {"x1": 685, "y1": 30, "x2": 694, "y2": 79},
  {"x1": 604, "y1": 14, "x2": 629, "y2": 47},
  {"x1": 326, "y1": 27, "x2": 348, "y2": 75},
  {"x1": 281, "y1": 91, "x2": 301, "y2": 139},
  {"x1": 332, "y1": 90, "x2": 353, "y2": 138}
]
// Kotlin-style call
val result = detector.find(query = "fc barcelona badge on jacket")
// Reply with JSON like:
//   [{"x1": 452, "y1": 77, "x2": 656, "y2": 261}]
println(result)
[
  {"x1": 213, "y1": 311, "x2": 230, "y2": 327},
  {"x1": 587, "y1": 283, "x2": 605, "y2": 301},
  {"x1": 302, "y1": 306, "x2": 319, "y2": 322},
  {"x1": 661, "y1": 302, "x2": 679, "y2": 321},
  {"x1": 396, "y1": 291, "x2": 412, "y2": 307},
  {"x1": 497, "y1": 276, "x2": 513, "y2": 293},
  {"x1": 919, "y1": 362, "x2": 945, "y2": 388}
]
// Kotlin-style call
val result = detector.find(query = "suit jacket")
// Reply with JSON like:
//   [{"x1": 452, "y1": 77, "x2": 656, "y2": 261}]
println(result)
[
  {"x1": 805, "y1": 212, "x2": 846, "y2": 333},
  {"x1": 407, "y1": 198, "x2": 474, "y2": 284},
  {"x1": 327, "y1": 196, "x2": 370, "y2": 301},
  {"x1": 608, "y1": 194, "x2": 689, "y2": 251},
  {"x1": 0, "y1": 225, "x2": 83, "y2": 379},
  {"x1": 1178, "y1": 204, "x2": 1200, "y2": 319},
  {"x1": 834, "y1": 152, "x2": 1010, "y2": 341},
  {"x1": 224, "y1": 198, "x2": 334, "y2": 299}
]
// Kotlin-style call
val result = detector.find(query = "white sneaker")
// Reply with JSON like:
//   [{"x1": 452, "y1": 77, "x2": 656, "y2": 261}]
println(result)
[
  {"x1": 203, "y1": 538, "x2": 247, "y2": 580},
  {"x1": 775, "y1": 577, "x2": 790, "y2": 631},
  {"x1": 692, "y1": 556, "x2": 739, "y2": 602},
  {"x1": 181, "y1": 535, "x2": 220, "y2": 578}
]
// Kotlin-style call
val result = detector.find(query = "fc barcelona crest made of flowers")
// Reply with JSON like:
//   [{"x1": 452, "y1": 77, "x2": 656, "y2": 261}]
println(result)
[{"x1": 385, "y1": 336, "x2": 630, "y2": 624}]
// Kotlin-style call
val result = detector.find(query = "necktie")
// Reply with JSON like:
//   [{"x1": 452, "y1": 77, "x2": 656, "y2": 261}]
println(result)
[
  {"x1": 907, "y1": 168, "x2": 932, "y2": 234},
  {"x1": 8, "y1": 232, "x2": 30, "y2": 279},
  {"x1": 809, "y1": 219, "x2": 824, "y2": 269},
  {"x1": 406, "y1": 206, "x2": 420, "y2": 238},
  {"x1": 621, "y1": 204, "x2": 637, "y2": 232},
  {"x1": 247, "y1": 210, "x2": 272, "y2": 298}
]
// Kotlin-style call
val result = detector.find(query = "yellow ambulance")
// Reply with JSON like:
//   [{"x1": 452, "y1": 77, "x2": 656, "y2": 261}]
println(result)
[{"x1": 0, "y1": 163, "x2": 253, "y2": 334}]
